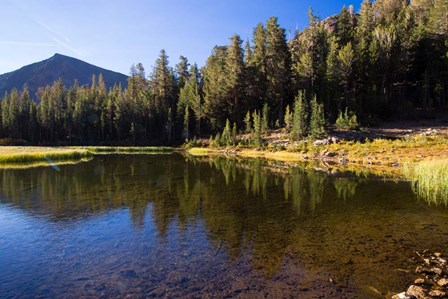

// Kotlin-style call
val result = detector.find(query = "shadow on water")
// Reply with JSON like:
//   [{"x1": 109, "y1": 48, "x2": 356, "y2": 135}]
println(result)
[{"x1": 1, "y1": 154, "x2": 448, "y2": 298}]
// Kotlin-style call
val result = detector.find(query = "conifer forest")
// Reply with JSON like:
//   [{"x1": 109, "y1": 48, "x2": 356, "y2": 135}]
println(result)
[{"x1": 1, "y1": 0, "x2": 447, "y2": 145}]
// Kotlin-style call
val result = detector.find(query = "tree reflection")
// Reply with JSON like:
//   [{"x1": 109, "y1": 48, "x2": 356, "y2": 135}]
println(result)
[{"x1": 0, "y1": 154, "x2": 363, "y2": 275}]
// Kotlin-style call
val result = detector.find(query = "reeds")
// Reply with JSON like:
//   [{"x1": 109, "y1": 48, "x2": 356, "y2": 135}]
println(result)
[
  {"x1": 403, "y1": 159, "x2": 448, "y2": 205},
  {"x1": 0, "y1": 147, "x2": 92, "y2": 164},
  {"x1": 187, "y1": 147, "x2": 212, "y2": 156}
]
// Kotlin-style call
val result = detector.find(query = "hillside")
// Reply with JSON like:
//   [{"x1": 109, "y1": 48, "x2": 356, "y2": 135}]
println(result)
[{"x1": 0, "y1": 53, "x2": 128, "y2": 99}]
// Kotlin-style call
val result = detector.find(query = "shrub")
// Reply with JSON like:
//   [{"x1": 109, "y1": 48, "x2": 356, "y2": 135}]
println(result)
[{"x1": 335, "y1": 108, "x2": 359, "y2": 130}]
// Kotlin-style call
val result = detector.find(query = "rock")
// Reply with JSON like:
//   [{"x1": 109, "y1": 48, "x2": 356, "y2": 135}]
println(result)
[
  {"x1": 406, "y1": 285, "x2": 425, "y2": 299},
  {"x1": 435, "y1": 252, "x2": 442, "y2": 258},
  {"x1": 330, "y1": 136, "x2": 340, "y2": 144},
  {"x1": 414, "y1": 278, "x2": 425, "y2": 285},
  {"x1": 313, "y1": 138, "x2": 331, "y2": 146},
  {"x1": 437, "y1": 278, "x2": 448, "y2": 287},
  {"x1": 431, "y1": 267, "x2": 443, "y2": 275},
  {"x1": 391, "y1": 292, "x2": 412, "y2": 299},
  {"x1": 429, "y1": 290, "x2": 446, "y2": 297}
]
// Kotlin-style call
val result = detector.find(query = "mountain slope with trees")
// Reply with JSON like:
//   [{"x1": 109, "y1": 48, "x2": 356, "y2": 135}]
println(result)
[
  {"x1": 0, "y1": 53, "x2": 128, "y2": 101},
  {"x1": 0, "y1": 0, "x2": 447, "y2": 145}
]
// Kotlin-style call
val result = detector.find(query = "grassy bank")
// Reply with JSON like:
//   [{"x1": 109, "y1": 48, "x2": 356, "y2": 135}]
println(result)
[
  {"x1": 187, "y1": 135, "x2": 448, "y2": 175},
  {"x1": 403, "y1": 159, "x2": 448, "y2": 206},
  {"x1": 0, "y1": 147, "x2": 93, "y2": 164}
]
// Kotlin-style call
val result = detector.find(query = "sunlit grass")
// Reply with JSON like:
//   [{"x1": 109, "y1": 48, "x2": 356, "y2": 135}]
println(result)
[
  {"x1": 403, "y1": 159, "x2": 448, "y2": 206},
  {"x1": 0, "y1": 147, "x2": 92, "y2": 164},
  {"x1": 187, "y1": 147, "x2": 212, "y2": 156}
]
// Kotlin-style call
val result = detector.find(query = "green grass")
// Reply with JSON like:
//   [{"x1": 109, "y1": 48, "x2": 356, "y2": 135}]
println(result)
[
  {"x1": 187, "y1": 147, "x2": 212, "y2": 156},
  {"x1": 403, "y1": 159, "x2": 448, "y2": 206},
  {"x1": 0, "y1": 147, "x2": 92, "y2": 164}
]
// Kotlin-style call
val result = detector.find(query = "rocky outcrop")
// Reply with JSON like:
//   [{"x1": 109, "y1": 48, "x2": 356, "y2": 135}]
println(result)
[{"x1": 392, "y1": 251, "x2": 448, "y2": 298}]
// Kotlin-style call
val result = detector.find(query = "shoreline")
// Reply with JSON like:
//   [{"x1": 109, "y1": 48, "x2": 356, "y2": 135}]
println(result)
[{"x1": 0, "y1": 133, "x2": 447, "y2": 179}]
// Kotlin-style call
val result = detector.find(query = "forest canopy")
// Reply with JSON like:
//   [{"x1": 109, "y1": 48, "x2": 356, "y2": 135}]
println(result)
[{"x1": 1, "y1": 0, "x2": 447, "y2": 145}]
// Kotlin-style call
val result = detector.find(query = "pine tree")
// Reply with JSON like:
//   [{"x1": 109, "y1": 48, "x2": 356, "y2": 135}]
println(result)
[
  {"x1": 336, "y1": 6, "x2": 356, "y2": 47},
  {"x1": 149, "y1": 49, "x2": 177, "y2": 142},
  {"x1": 244, "y1": 111, "x2": 252, "y2": 133},
  {"x1": 221, "y1": 119, "x2": 232, "y2": 146},
  {"x1": 183, "y1": 105, "x2": 190, "y2": 141},
  {"x1": 338, "y1": 42, "x2": 356, "y2": 108},
  {"x1": 293, "y1": 8, "x2": 329, "y2": 98},
  {"x1": 150, "y1": 49, "x2": 176, "y2": 114},
  {"x1": 251, "y1": 23, "x2": 268, "y2": 110},
  {"x1": 244, "y1": 40, "x2": 253, "y2": 64},
  {"x1": 178, "y1": 63, "x2": 202, "y2": 138},
  {"x1": 261, "y1": 102, "x2": 268, "y2": 133},
  {"x1": 310, "y1": 95, "x2": 326, "y2": 138},
  {"x1": 252, "y1": 110, "x2": 261, "y2": 147},
  {"x1": 176, "y1": 55, "x2": 190, "y2": 89},
  {"x1": 429, "y1": 0, "x2": 448, "y2": 36},
  {"x1": 284, "y1": 105, "x2": 292, "y2": 130},
  {"x1": 232, "y1": 122, "x2": 238, "y2": 144},
  {"x1": 203, "y1": 46, "x2": 229, "y2": 130},
  {"x1": 225, "y1": 34, "x2": 246, "y2": 124},
  {"x1": 291, "y1": 90, "x2": 308, "y2": 140},
  {"x1": 266, "y1": 16, "x2": 291, "y2": 125}
]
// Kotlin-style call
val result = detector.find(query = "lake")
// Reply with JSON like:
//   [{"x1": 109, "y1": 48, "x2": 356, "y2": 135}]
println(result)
[{"x1": 1, "y1": 154, "x2": 448, "y2": 298}]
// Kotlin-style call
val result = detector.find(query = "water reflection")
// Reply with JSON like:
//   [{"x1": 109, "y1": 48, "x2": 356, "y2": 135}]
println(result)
[{"x1": 1, "y1": 154, "x2": 448, "y2": 298}]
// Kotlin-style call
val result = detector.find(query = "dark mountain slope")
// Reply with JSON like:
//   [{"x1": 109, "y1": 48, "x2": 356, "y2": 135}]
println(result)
[{"x1": 0, "y1": 53, "x2": 128, "y2": 99}]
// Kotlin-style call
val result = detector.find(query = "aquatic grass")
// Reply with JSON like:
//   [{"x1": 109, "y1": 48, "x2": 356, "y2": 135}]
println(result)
[
  {"x1": 0, "y1": 147, "x2": 93, "y2": 164},
  {"x1": 403, "y1": 159, "x2": 448, "y2": 206},
  {"x1": 187, "y1": 147, "x2": 212, "y2": 156}
]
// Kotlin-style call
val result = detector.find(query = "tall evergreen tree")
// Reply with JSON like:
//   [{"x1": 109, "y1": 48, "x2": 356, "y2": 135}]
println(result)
[
  {"x1": 149, "y1": 49, "x2": 177, "y2": 142},
  {"x1": 265, "y1": 16, "x2": 291, "y2": 125},
  {"x1": 225, "y1": 34, "x2": 246, "y2": 124},
  {"x1": 203, "y1": 46, "x2": 229, "y2": 130},
  {"x1": 247, "y1": 23, "x2": 268, "y2": 112},
  {"x1": 175, "y1": 55, "x2": 190, "y2": 89},
  {"x1": 310, "y1": 95, "x2": 326, "y2": 138},
  {"x1": 291, "y1": 90, "x2": 308, "y2": 140}
]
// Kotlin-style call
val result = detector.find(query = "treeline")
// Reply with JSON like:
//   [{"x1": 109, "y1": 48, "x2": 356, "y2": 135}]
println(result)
[{"x1": 1, "y1": 0, "x2": 447, "y2": 145}]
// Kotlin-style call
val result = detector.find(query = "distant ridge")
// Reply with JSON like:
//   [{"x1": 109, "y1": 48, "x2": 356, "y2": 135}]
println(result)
[{"x1": 0, "y1": 53, "x2": 128, "y2": 100}]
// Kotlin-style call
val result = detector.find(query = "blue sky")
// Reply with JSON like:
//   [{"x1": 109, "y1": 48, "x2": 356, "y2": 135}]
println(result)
[{"x1": 0, "y1": 0, "x2": 362, "y2": 75}]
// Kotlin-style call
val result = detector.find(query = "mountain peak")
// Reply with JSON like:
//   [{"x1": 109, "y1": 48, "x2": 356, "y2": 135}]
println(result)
[{"x1": 0, "y1": 54, "x2": 128, "y2": 99}]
